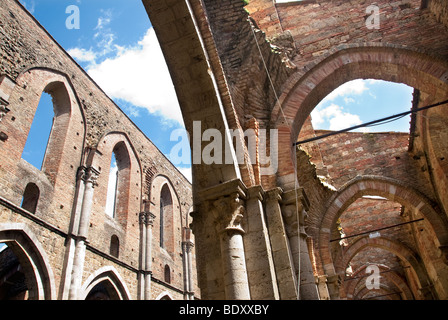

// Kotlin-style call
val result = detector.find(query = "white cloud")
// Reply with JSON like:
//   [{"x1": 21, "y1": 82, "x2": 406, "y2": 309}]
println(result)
[
  {"x1": 177, "y1": 166, "x2": 192, "y2": 183},
  {"x1": 20, "y1": 0, "x2": 35, "y2": 13},
  {"x1": 67, "y1": 48, "x2": 97, "y2": 63},
  {"x1": 86, "y1": 28, "x2": 182, "y2": 124},
  {"x1": 321, "y1": 79, "x2": 369, "y2": 103},
  {"x1": 311, "y1": 79, "x2": 379, "y2": 132},
  {"x1": 311, "y1": 103, "x2": 368, "y2": 132},
  {"x1": 95, "y1": 9, "x2": 113, "y2": 32}
]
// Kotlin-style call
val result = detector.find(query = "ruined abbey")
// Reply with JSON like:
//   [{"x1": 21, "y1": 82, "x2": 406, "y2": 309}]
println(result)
[{"x1": 1, "y1": 0, "x2": 448, "y2": 300}]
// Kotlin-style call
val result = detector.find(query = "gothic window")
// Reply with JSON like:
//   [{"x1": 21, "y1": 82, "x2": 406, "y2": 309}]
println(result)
[
  {"x1": 21, "y1": 81, "x2": 73, "y2": 182},
  {"x1": 21, "y1": 182, "x2": 39, "y2": 214},
  {"x1": 160, "y1": 184, "x2": 173, "y2": 249},
  {"x1": 105, "y1": 142, "x2": 131, "y2": 223}
]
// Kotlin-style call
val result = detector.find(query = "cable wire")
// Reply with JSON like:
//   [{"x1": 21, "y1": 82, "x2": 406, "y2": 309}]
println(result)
[{"x1": 294, "y1": 99, "x2": 448, "y2": 146}]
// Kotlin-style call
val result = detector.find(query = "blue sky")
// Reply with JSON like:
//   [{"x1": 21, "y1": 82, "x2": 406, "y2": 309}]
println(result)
[
  {"x1": 19, "y1": 0, "x2": 414, "y2": 183},
  {"x1": 311, "y1": 79, "x2": 413, "y2": 133}
]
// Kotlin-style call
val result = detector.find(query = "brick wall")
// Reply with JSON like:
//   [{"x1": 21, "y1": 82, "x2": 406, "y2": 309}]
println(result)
[{"x1": 428, "y1": 0, "x2": 448, "y2": 28}]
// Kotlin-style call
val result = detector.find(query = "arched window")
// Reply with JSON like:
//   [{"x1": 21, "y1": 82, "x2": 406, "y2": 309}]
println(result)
[
  {"x1": 20, "y1": 80, "x2": 74, "y2": 184},
  {"x1": 21, "y1": 92, "x2": 53, "y2": 169},
  {"x1": 105, "y1": 142, "x2": 130, "y2": 224},
  {"x1": 160, "y1": 184, "x2": 173, "y2": 249},
  {"x1": 110, "y1": 235, "x2": 119, "y2": 258},
  {"x1": 164, "y1": 265, "x2": 171, "y2": 284},
  {"x1": 21, "y1": 183, "x2": 39, "y2": 214}
]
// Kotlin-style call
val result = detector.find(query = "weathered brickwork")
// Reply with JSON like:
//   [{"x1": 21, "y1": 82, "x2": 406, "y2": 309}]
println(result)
[{"x1": 0, "y1": 0, "x2": 198, "y2": 300}]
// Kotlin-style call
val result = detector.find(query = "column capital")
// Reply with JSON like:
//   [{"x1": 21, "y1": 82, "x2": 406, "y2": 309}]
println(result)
[
  {"x1": 182, "y1": 240, "x2": 195, "y2": 253},
  {"x1": 210, "y1": 192, "x2": 246, "y2": 234},
  {"x1": 281, "y1": 187, "x2": 310, "y2": 211},
  {"x1": 78, "y1": 166, "x2": 100, "y2": 187},
  {"x1": 198, "y1": 178, "x2": 247, "y2": 203},
  {"x1": 266, "y1": 187, "x2": 283, "y2": 202},
  {"x1": 139, "y1": 211, "x2": 156, "y2": 226},
  {"x1": 247, "y1": 185, "x2": 265, "y2": 202}
]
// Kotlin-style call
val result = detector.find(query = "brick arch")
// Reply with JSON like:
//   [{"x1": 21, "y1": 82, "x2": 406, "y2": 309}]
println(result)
[
  {"x1": 317, "y1": 176, "x2": 448, "y2": 278},
  {"x1": 344, "y1": 264, "x2": 413, "y2": 300},
  {"x1": 151, "y1": 175, "x2": 182, "y2": 256},
  {"x1": 11, "y1": 67, "x2": 85, "y2": 185},
  {"x1": 271, "y1": 46, "x2": 448, "y2": 187},
  {"x1": 355, "y1": 284, "x2": 400, "y2": 300},
  {"x1": 92, "y1": 132, "x2": 142, "y2": 230},
  {"x1": 335, "y1": 236, "x2": 429, "y2": 299}
]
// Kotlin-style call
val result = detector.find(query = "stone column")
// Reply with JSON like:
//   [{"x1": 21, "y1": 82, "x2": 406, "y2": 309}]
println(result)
[
  {"x1": 244, "y1": 186, "x2": 280, "y2": 299},
  {"x1": 138, "y1": 211, "x2": 147, "y2": 300},
  {"x1": 281, "y1": 188, "x2": 319, "y2": 300},
  {"x1": 69, "y1": 166, "x2": 99, "y2": 300},
  {"x1": 182, "y1": 227, "x2": 195, "y2": 300},
  {"x1": 211, "y1": 192, "x2": 251, "y2": 300},
  {"x1": 265, "y1": 188, "x2": 297, "y2": 299},
  {"x1": 139, "y1": 210, "x2": 155, "y2": 300}
]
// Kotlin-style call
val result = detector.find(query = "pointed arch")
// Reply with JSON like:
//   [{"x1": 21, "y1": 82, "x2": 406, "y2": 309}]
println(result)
[
  {"x1": 344, "y1": 264, "x2": 414, "y2": 300},
  {"x1": 150, "y1": 175, "x2": 182, "y2": 255},
  {"x1": 335, "y1": 235, "x2": 431, "y2": 299},
  {"x1": 80, "y1": 266, "x2": 131, "y2": 300},
  {"x1": 93, "y1": 131, "x2": 142, "y2": 229},
  {"x1": 0, "y1": 223, "x2": 56, "y2": 300},
  {"x1": 12, "y1": 68, "x2": 85, "y2": 184},
  {"x1": 155, "y1": 291, "x2": 174, "y2": 300}
]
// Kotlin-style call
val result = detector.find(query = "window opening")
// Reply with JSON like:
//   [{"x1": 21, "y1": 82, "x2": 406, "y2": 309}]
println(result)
[{"x1": 21, "y1": 92, "x2": 54, "y2": 170}]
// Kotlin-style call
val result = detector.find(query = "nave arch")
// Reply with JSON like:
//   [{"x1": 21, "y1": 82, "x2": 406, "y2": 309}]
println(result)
[
  {"x1": 334, "y1": 236, "x2": 430, "y2": 300},
  {"x1": 312, "y1": 175, "x2": 448, "y2": 299},
  {"x1": 343, "y1": 264, "x2": 414, "y2": 300}
]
